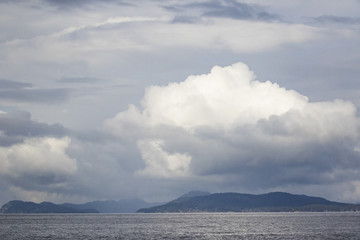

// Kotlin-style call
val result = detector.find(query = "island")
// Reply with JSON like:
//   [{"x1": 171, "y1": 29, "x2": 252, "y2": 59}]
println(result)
[
  {"x1": 137, "y1": 192, "x2": 360, "y2": 213},
  {"x1": 2, "y1": 191, "x2": 359, "y2": 213},
  {"x1": 0, "y1": 198, "x2": 158, "y2": 214}
]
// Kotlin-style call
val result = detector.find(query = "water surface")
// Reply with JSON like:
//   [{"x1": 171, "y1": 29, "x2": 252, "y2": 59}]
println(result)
[{"x1": 1, "y1": 212, "x2": 359, "y2": 239}]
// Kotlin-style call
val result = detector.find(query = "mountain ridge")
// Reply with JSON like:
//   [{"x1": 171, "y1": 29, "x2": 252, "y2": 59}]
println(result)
[
  {"x1": 0, "y1": 198, "x2": 158, "y2": 214},
  {"x1": 2, "y1": 191, "x2": 359, "y2": 214},
  {"x1": 0, "y1": 200, "x2": 98, "y2": 213},
  {"x1": 137, "y1": 191, "x2": 360, "y2": 213}
]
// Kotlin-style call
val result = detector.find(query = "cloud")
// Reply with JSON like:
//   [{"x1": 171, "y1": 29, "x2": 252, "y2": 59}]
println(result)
[
  {"x1": 0, "y1": 137, "x2": 77, "y2": 189},
  {"x1": 57, "y1": 77, "x2": 104, "y2": 84},
  {"x1": 0, "y1": 78, "x2": 71, "y2": 104},
  {"x1": 0, "y1": 79, "x2": 32, "y2": 89},
  {"x1": 314, "y1": 15, "x2": 360, "y2": 25},
  {"x1": 0, "y1": 111, "x2": 126, "y2": 201},
  {"x1": 138, "y1": 63, "x2": 309, "y2": 129},
  {"x1": 106, "y1": 62, "x2": 360, "y2": 199},
  {"x1": 137, "y1": 139, "x2": 191, "y2": 178},
  {"x1": 0, "y1": 88, "x2": 72, "y2": 103},
  {"x1": 171, "y1": 15, "x2": 201, "y2": 24},
  {"x1": 45, "y1": 0, "x2": 97, "y2": 7},
  {"x1": 164, "y1": 0, "x2": 280, "y2": 22},
  {"x1": 1, "y1": 0, "x2": 359, "y2": 205},
  {"x1": 44, "y1": 0, "x2": 132, "y2": 10},
  {"x1": 0, "y1": 109, "x2": 78, "y2": 203},
  {"x1": 0, "y1": 15, "x2": 318, "y2": 71},
  {"x1": 0, "y1": 111, "x2": 67, "y2": 146}
]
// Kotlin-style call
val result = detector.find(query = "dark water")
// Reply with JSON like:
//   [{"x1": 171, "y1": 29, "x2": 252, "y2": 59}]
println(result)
[{"x1": 0, "y1": 212, "x2": 359, "y2": 239}]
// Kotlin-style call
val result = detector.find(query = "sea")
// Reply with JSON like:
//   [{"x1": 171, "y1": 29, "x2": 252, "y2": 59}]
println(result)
[{"x1": 0, "y1": 212, "x2": 359, "y2": 239}]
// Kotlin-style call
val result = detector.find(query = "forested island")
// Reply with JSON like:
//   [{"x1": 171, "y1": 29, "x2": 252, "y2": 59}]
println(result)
[
  {"x1": 0, "y1": 199, "x2": 157, "y2": 213},
  {"x1": 137, "y1": 191, "x2": 360, "y2": 213}
]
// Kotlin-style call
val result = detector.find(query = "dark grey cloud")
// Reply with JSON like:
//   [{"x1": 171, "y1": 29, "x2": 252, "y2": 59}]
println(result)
[
  {"x1": 206, "y1": 140, "x2": 358, "y2": 188},
  {"x1": 171, "y1": 15, "x2": 201, "y2": 24},
  {"x1": 0, "y1": 88, "x2": 71, "y2": 103},
  {"x1": 44, "y1": 0, "x2": 132, "y2": 9},
  {"x1": 164, "y1": 0, "x2": 280, "y2": 22},
  {"x1": 0, "y1": 111, "x2": 67, "y2": 146},
  {"x1": 46, "y1": 0, "x2": 96, "y2": 6},
  {"x1": 158, "y1": 123, "x2": 360, "y2": 190},
  {"x1": 57, "y1": 77, "x2": 104, "y2": 84},
  {"x1": 313, "y1": 15, "x2": 360, "y2": 25},
  {"x1": 0, "y1": 78, "x2": 71, "y2": 103},
  {"x1": 0, "y1": 79, "x2": 32, "y2": 89},
  {"x1": 9, "y1": 172, "x2": 70, "y2": 190},
  {"x1": 0, "y1": 0, "x2": 23, "y2": 4}
]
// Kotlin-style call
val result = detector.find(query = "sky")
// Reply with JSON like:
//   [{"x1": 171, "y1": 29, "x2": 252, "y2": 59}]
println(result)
[{"x1": 0, "y1": 0, "x2": 360, "y2": 205}]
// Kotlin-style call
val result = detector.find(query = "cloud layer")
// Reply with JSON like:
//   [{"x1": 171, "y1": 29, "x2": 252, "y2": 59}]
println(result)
[{"x1": 1, "y1": 0, "x2": 360, "y2": 205}]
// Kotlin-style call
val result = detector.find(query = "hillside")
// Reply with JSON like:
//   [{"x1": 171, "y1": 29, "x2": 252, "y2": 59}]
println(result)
[
  {"x1": 137, "y1": 192, "x2": 360, "y2": 213},
  {"x1": 0, "y1": 200, "x2": 98, "y2": 213},
  {"x1": 1, "y1": 198, "x2": 158, "y2": 214}
]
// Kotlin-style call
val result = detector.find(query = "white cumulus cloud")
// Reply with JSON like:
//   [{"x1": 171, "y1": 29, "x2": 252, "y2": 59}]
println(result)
[
  {"x1": 140, "y1": 62, "x2": 308, "y2": 129},
  {"x1": 108, "y1": 62, "x2": 358, "y2": 139},
  {"x1": 106, "y1": 62, "x2": 360, "y2": 200},
  {"x1": 0, "y1": 137, "x2": 77, "y2": 180},
  {"x1": 137, "y1": 139, "x2": 191, "y2": 178}
]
